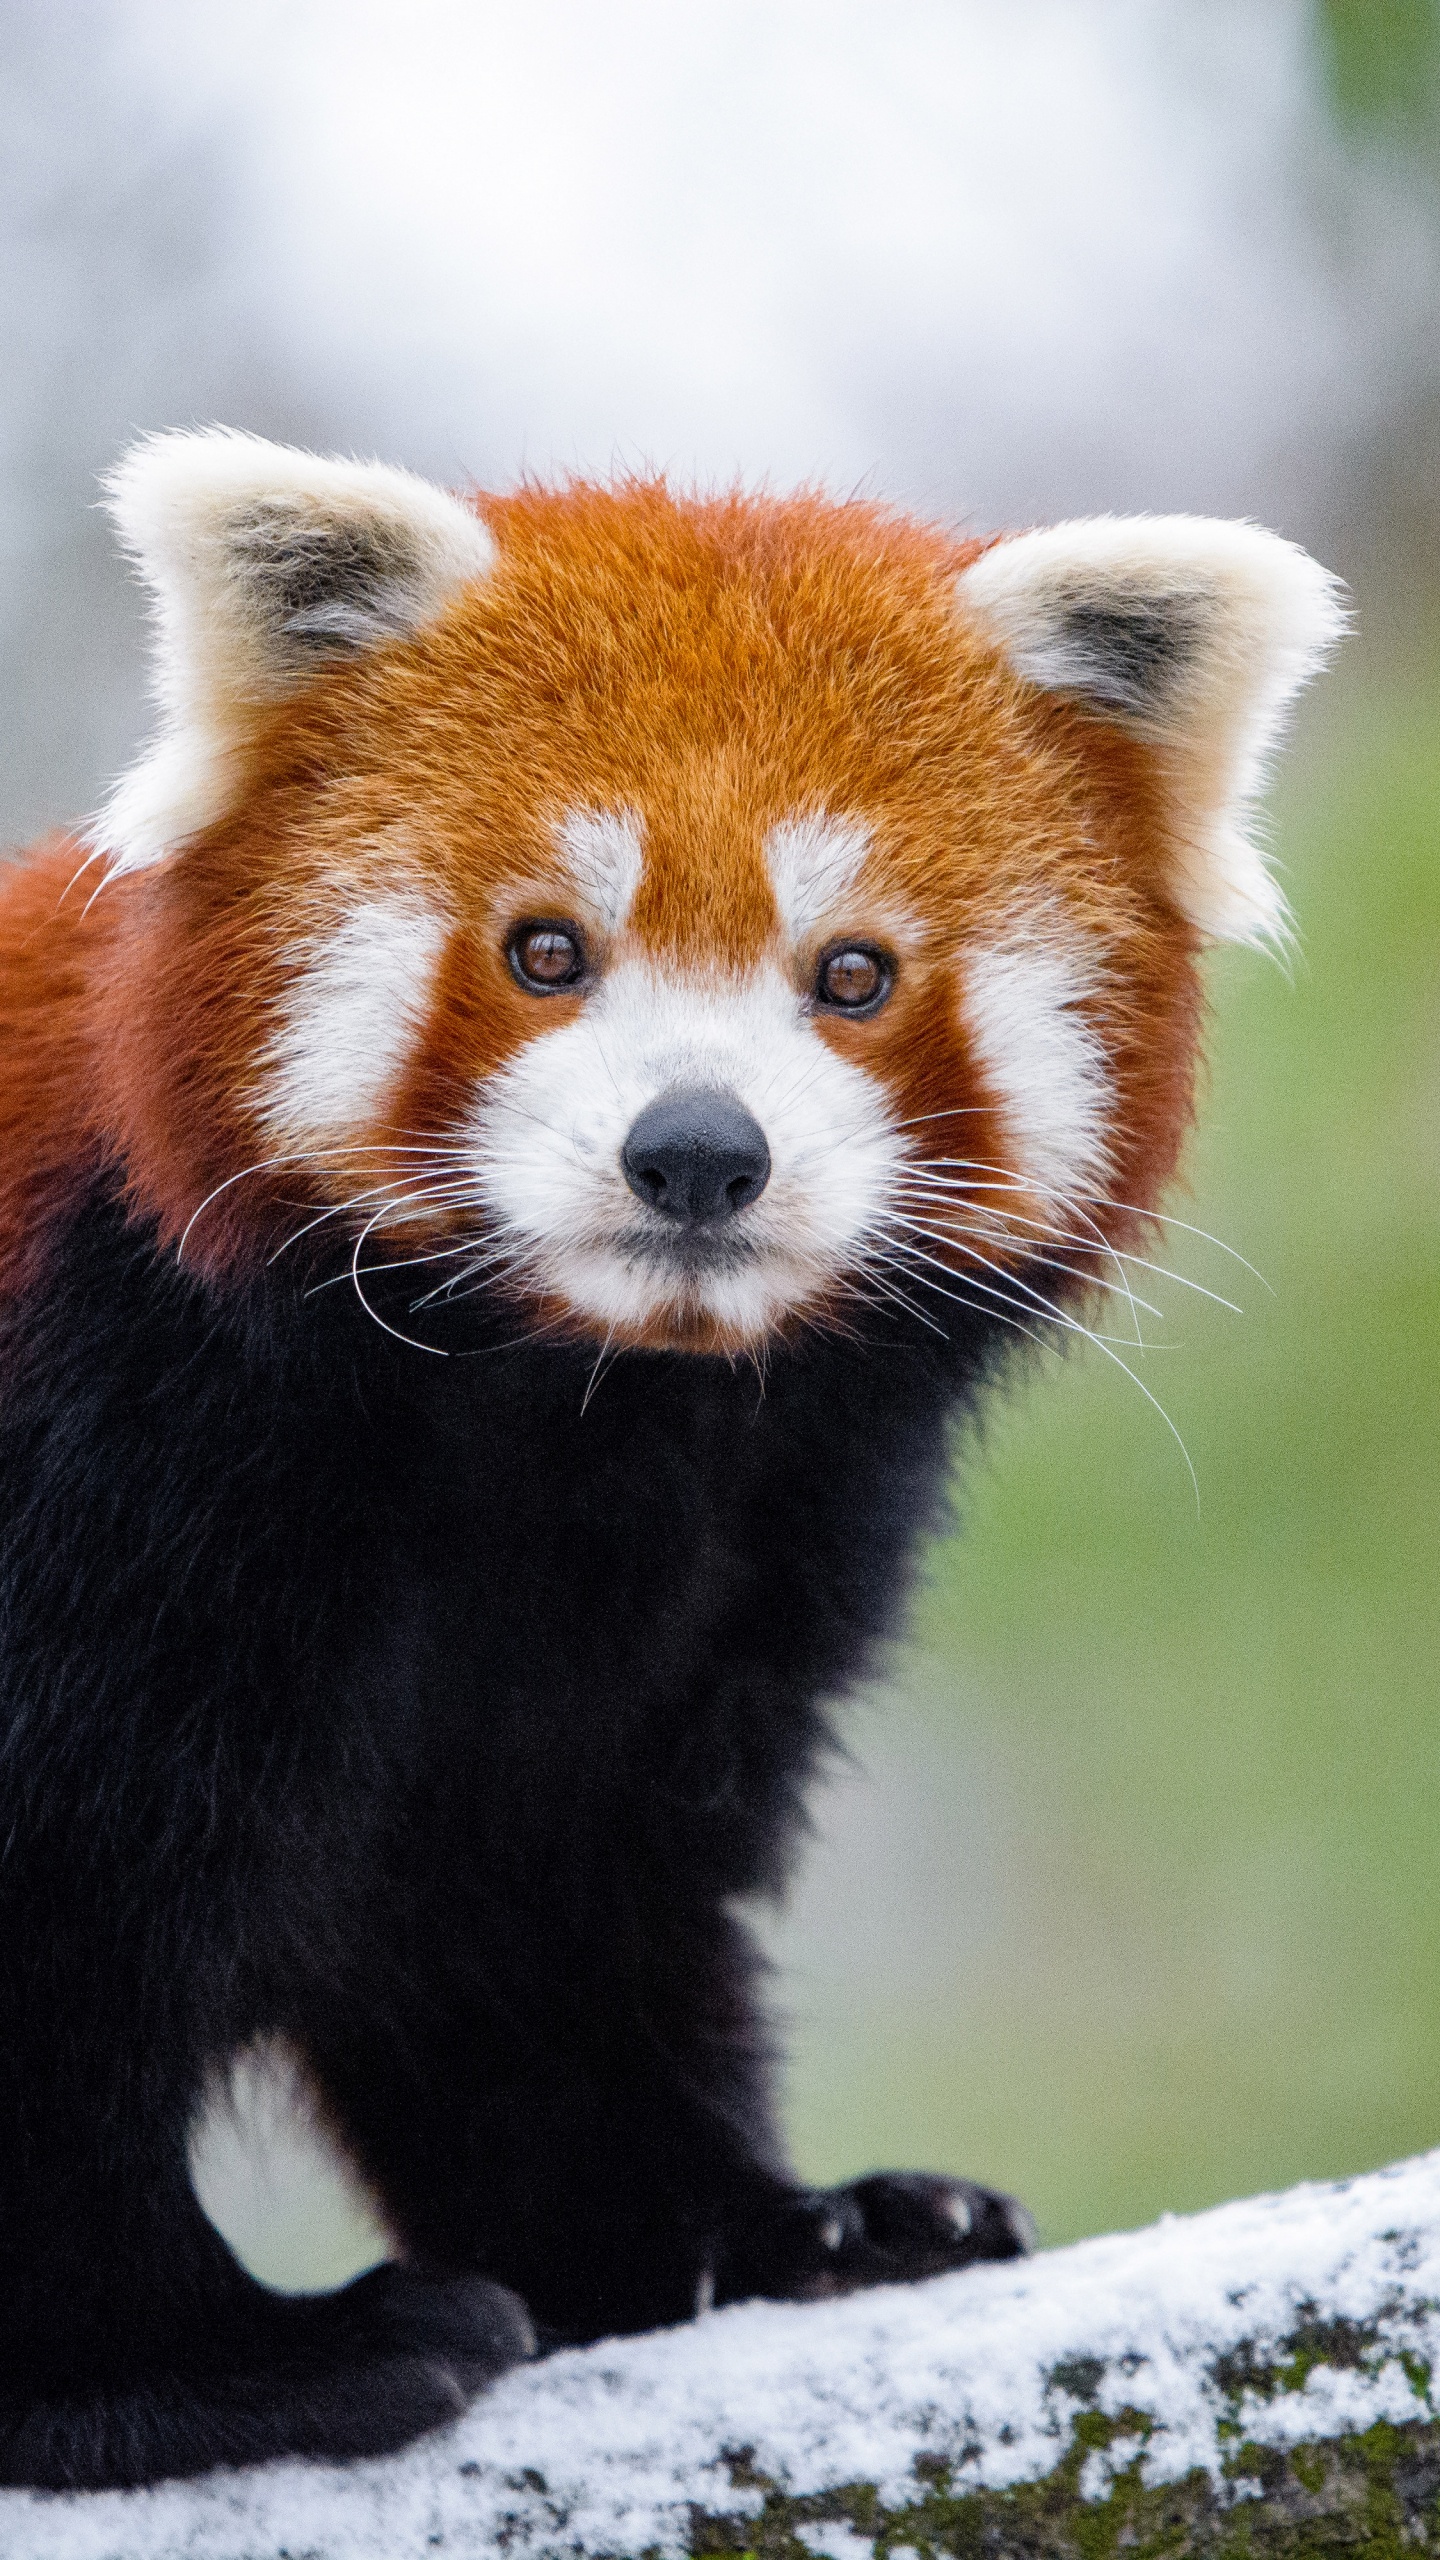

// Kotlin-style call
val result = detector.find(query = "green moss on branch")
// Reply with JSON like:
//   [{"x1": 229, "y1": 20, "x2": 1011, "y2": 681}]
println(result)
[{"x1": 685, "y1": 2415, "x2": 1440, "y2": 2557}]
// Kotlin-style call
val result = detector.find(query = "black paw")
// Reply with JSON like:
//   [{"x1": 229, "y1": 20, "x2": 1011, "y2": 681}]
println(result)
[
  {"x1": 0, "y1": 2266, "x2": 535, "y2": 2489},
  {"x1": 718, "y1": 2171, "x2": 1033, "y2": 2306},
  {"x1": 302, "y1": 2260, "x2": 536, "y2": 2400}
]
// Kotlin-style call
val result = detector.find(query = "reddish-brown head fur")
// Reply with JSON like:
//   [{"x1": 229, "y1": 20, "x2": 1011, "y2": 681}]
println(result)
[{"x1": 0, "y1": 443, "x2": 1342, "y2": 1351}]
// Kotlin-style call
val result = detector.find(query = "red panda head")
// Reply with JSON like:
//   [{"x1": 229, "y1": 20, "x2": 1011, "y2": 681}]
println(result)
[{"x1": 89, "y1": 432, "x2": 1343, "y2": 1356}]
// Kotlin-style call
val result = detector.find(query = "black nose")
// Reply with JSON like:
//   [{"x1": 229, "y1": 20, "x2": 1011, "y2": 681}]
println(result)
[{"x1": 621, "y1": 1087, "x2": 771, "y2": 1225}]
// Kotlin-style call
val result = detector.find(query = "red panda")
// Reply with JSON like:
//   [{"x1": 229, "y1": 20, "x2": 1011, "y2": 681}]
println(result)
[{"x1": 0, "y1": 433, "x2": 1341, "y2": 2488}]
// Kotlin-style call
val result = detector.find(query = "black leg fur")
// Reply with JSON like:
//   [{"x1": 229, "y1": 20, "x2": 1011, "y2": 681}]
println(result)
[
  {"x1": 0, "y1": 2264, "x2": 531, "y2": 2490},
  {"x1": 0, "y1": 1910, "x2": 529, "y2": 2486},
  {"x1": 0, "y1": 1192, "x2": 1024, "y2": 2483}
]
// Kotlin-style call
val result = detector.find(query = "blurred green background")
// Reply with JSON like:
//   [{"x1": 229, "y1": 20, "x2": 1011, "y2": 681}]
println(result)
[{"x1": 774, "y1": 646, "x2": 1440, "y2": 2240}]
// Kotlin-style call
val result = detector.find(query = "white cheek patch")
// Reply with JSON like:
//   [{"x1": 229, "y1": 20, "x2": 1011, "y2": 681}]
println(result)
[
  {"x1": 961, "y1": 932, "x2": 1113, "y2": 1206},
  {"x1": 556, "y1": 806, "x2": 644, "y2": 933},
  {"x1": 764, "y1": 812, "x2": 872, "y2": 941},
  {"x1": 468, "y1": 958, "x2": 898, "y2": 1342},
  {"x1": 258, "y1": 893, "x2": 448, "y2": 1152}
]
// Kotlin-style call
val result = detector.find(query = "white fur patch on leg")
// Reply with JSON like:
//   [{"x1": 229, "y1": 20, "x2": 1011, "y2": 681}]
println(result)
[
  {"x1": 189, "y1": 2039, "x2": 392, "y2": 2295},
  {"x1": 257, "y1": 893, "x2": 448, "y2": 1153},
  {"x1": 764, "y1": 813, "x2": 872, "y2": 942},
  {"x1": 555, "y1": 807, "x2": 645, "y2": 933},
  {"x1": 961, "y1": 931, "x2": 1112, "y2": 1208}
]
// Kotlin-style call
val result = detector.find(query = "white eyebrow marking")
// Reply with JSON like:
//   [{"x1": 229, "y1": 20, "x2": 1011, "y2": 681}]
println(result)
[
  {"x1": 555, "y1": 806, "x2": 645, "y2": 932},
  {"x1": 764, "y1": 811, "x2": 872, "y2": 941},
  {"x1": 962, "y1": 927, "x2": 1113, "y2": 1203}
]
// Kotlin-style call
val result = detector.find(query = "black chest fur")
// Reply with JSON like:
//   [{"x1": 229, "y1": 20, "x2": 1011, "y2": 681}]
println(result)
[{"x1": 0, "y1": 1195, "x2": 1001, "y2": 2006}]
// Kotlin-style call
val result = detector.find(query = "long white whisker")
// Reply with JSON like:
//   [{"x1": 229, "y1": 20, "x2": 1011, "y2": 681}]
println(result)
[
  {"x1": 345, "y1": 1204, "x2": 449, "y2": 1357},
  {"x1": 886, "y1": 1225, "x2": 1116, "y2": 1338},
  {"x1": 890, "y1": 1175, "x2": 1247, "y2": 1317},
  {"x1": 268, "y1": 1178, "x2": 484, "y2": 1265},
  {"x1": 916, "y1": 1167, "x2": 1269, "y2": 1288},
  {"x1": 888, "y1": 1106, "x2": 991, "y2": 1133},
  {"x1": 876, "y1": 1229, "x2": 1199, "y2": 1498},
  {"x1": 879, "y1": 1235, "x2": 1145, "y2": 1349},
  {"x1": 845, "y1": 1257, "x2": 951, "y2": 1338},
  {"x1": 178, "y1": 1155, "x2": 314, "y2": 1262},
  {"x1": 409, "y1": 1240, "x2": 531, "y2": 1310},
  {"x1": 580, "y1": 1325, "x2": 619, "y2": 1416},
  {"x1": 880, "y1": 1217, "x2": 1153, "y2": 1346},
  {"x1": 858, "y1": 1248, "x2": 1044, "y2": 1345},
  {"x1": 884, "y1": 1213, "x2": 1159, "y2": 1340},
  {"x1": 181, "y1": 1138, "x2": 479, "y2": 1264}
]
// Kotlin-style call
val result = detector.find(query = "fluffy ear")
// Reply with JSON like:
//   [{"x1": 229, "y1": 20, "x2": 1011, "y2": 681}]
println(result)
[
  {"x1": 95, "y1": 428, "x2": 496, "y2": 874},
  {"x1": 957, "y1": 517, "x2": 1347, "y2": 945}
]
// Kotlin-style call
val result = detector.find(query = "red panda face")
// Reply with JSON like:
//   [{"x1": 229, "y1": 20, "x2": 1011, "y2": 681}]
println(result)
[{"x1": 89, "y1": 441, "x2": 1343, "y2": 1357}]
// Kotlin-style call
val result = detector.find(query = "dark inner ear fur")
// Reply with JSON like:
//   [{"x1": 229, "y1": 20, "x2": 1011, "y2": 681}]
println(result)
[
  {"x1": 227, "y1": 502, "x2": 430, "y2": 668},
  {"x1": 1045, "y1": 592, "x2": 1208, "y2": 723}
]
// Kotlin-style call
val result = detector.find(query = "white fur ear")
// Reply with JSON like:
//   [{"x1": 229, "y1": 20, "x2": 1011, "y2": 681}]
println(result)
[
  {"x1": 95, "y1": 428, "x2": 496, "y2": 874},
  {"x1": 957, "y1": 517, "x2": 1347, "y2": 946}
]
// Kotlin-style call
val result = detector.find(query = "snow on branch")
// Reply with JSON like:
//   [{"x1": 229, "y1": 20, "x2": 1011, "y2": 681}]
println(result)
[{"x1": 14, "y1": 2151, "x2": 1440, "y2": 2558}]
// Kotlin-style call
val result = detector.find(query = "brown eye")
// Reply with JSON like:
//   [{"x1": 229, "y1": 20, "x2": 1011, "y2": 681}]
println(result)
[
  {"x1": 816, "y1": 943, "x2": 892, "y2": 1014},
  {"x1": 509, "y1": 921, "x2": 587, "y2": 992}
]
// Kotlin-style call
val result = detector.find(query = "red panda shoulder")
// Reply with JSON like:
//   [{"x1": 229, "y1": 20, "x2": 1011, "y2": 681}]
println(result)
[{"x1": 0, "y1": 842, "x2": 120, "y2": 1304}]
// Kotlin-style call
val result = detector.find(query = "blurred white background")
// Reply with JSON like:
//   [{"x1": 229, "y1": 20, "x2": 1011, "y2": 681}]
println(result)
[{"x1": 4, "y1": 0, "x2": 1437, "y2": 841}]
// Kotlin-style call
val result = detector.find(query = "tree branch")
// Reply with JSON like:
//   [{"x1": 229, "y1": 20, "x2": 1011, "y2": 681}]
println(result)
[{"x1": 13, "y1": 2151, "x2": 1440, "y2": 2556}]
